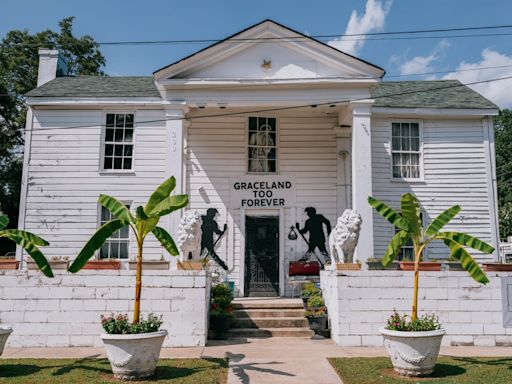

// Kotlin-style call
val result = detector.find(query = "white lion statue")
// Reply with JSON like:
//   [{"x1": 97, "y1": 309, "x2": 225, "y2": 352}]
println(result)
[
  {"x1": 177, "y1": 210, "x2": 202, "y2": 261},
  {"x1": 328, "y1": 209, "x2": 363, "y2": 264}
]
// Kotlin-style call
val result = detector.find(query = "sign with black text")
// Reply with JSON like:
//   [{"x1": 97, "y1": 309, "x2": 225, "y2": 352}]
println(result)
[{"x1": 230, "y1": 176, "x2": 296, "y2": 208}]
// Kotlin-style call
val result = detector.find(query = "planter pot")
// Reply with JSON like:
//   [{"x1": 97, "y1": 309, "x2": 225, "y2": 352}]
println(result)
[
  {"x1": 380, "y1": 327, "x2": 445, "y2": 377},
  {"x1": 399, "y1": 262, "x2": 441, "y2": 271},
  {"x1": 288, "y1": 261, "x2": 320, "y2": 276},
  {"x1": 177, "y1": 261, "x2": 204, "y2": 270},
  {"x1": 28, "y1": 260, "x2": 68, "y2": 270},
  {"x1": 0, "y1": 327, "x2": 13, "y2": 356},
  {"x1": 0, "y1": 259, "x2": 19, "y2": 270},
  {"x1": 128, "y1": 261, "x2": 169, "y2": 270},
  {"x1": 482, "y1": 263, "x2": 512, "y2": 272},
  {"x1": 301, "y1": 296, "x2": 309, "y2": 308},
  {"x1": 210, "y1": 314, "x2": 232, "y2": 333},
  {"x1": 306, "y1": 315, "x2": 328, "y2": 334},
  {"x1": 336, "y1": 263, "x2": 361, "y2": 271},
  {"x1": 101, "y1": 330, "x2": 167, "y2": 380},
  {"x1": 82, "y1": 260, "x2": 121, "y2": 270},
  {"x1": 446, "y1": 261, "x2": 464, "y2": 271},
  {"x1": 367, "y1": 261, "x2": 400, "y2": 270}
]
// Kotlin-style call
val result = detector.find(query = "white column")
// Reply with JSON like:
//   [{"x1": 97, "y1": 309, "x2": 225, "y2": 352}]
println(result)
[
  {"x1": 350, "y1": 100, "x2": 374, "y2": 264},
  {"x1": 165, "y1": 105, "x2": 189, "y2": 242}
]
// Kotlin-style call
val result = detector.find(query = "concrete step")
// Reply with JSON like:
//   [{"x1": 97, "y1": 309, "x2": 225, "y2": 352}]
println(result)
[
  {"x1": 226, "y1": 327, "x2": 314, "y2": 338},
  {"x1": 233, "y1": 309, "x2": 305, "y2": 319},
  {"x1": 233, "y1": 317, "x2": 309, "y2": 329},
  {"x1": 232, "y1": 299, "x2": 303, "y2": 310}
]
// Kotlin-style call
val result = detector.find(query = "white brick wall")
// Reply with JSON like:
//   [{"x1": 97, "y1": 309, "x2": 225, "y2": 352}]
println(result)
[
  {"x1": 321, "y1": 270, "x2": 511, "y2": 347},
  {"x1": 0, "y1": 270, "x2": 211, "y2": 348}
]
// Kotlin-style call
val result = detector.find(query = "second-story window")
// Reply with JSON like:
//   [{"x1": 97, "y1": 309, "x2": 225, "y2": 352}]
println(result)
[
  {"x1": 103, "y1": 113, "x2": 134, "y2": 170},
  {"x1": 248, "y1": 116, "x2": 277, "y2": 173}
]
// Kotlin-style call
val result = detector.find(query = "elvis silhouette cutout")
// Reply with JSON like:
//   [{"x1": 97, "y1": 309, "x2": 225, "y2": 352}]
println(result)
[
  {"x1": 296, "y1": 207, "x2": 331, "y2": 262},
  {"x1": 200, "y1": 208, "x2": 228, "y2": 270}
]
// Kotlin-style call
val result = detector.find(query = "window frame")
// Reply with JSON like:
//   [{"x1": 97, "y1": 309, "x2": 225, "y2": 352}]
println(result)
[
  {"x1": 99, "y1": 110, "x2": 136, "y2": 174},
  {"x1": 389, "y1": 119, "x2": 424, "y2": 182},
  {"x1": 245, "y1": 115, "x2": 279, "y2": 175},
  {"x1": 394, "y1": 210, "x2": 428, "y2": 260},
  {"x1": 96, "y1": 201, "x2": 132, "y2": 260}
]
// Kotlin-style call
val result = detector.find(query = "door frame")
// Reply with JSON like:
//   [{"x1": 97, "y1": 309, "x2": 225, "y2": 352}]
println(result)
[{"x1": 240, "y1": 208, "x2": 285, "y2": 297}]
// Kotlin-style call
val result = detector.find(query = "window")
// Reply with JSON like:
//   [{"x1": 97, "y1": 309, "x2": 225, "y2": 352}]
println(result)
[
  {"x1": 391, "y1": 122, "x2": 421, "y2": 179},
  {"x1": 103, "y1": 113, "x2": 134, "y2": 170},
  {"x1": 395, "y1": 212, "x2": 425, "y2": 261},
  {"x1": 99, "y1": 205, "x2": 130, "y2": 259},
  {"x1": 248, "y1": 117, "x2": 277, "y2": 173}
]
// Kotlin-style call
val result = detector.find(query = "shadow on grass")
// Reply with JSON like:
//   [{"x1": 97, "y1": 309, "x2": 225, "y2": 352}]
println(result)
[
  {"x1": 452, "y1": 357, "x2": 512, "y2": 369},
  {"x1": 52, "y1": 356, "x2": 111, "y2": 377},
  {"x1": 431, "y1": 363, "x2": 466, "y2": 378},
  {"x1": 151, "y1": 358, "x2": 228, "y2": 381},
  {"x1": 0, "y1": 364, "x2": 40, "y2": 378}
]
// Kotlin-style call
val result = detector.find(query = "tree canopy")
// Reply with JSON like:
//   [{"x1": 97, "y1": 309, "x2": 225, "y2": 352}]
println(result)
[
  {"x1": 495, "y1": 109, "x2": 512, "y2": 240},
  {"x1": 0, "y1": 17, "x2": 105, "y2": 255}
]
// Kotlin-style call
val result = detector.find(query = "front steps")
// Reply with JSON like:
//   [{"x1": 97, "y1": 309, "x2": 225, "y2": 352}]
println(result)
[{"x1": 227, "y1": 298, "x2": 314, "y2": 338}]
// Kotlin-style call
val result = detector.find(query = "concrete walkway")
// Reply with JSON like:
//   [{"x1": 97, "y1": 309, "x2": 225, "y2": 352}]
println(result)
[{"x1": 3, "y1": 338, "x2": 512, "y2": 384}]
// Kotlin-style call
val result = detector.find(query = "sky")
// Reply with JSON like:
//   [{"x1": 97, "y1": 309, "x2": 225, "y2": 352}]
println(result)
[{"x1": 2, "y1": 0, "x2": 512, "y2": 107}]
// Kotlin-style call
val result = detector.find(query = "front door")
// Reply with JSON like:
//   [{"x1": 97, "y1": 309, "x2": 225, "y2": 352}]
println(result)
[{"x1": 245, "y1": 216, "x2": 279, "y2": 297}]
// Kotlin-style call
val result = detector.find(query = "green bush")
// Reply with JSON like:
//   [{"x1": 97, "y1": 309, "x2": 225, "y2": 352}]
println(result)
[
  {"x1": 307, "y1": 295, "x2": 325, "y2": 308},
  {"x1": 210, "y1": 283, "x2": 234, "y2": 316},
  {"x1": 100, "y1": 313, "x2": 163, "y2": 334},
  {"x1": 301, "y1": 282, "x2": 321, "y2": 298}
]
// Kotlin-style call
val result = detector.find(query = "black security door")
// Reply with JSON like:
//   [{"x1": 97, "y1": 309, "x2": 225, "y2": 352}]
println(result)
[{"x1": 245, "y1": 216, "x2": 279, "y2": 297}]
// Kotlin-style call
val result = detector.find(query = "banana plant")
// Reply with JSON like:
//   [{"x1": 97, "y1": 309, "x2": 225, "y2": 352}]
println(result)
[
  {"x1": 68, "y1": 177, "x2": 188, "y2": 323},
  {"x1": 0, "y1": 214, "x2": 53, "y2": 278},
  {"x1": 368, "y1": 193, "x2": 493, "y2": 321}
]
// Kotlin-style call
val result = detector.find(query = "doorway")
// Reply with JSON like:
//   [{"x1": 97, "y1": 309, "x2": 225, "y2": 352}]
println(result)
[{"x1": 244, "y1": 216, "x2": 279, "y2": 297}]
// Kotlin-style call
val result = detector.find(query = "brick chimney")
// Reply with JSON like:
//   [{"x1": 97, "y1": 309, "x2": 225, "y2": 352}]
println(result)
[{"x1": 37, "y1": 49, "x2": 67, "y2": 86}]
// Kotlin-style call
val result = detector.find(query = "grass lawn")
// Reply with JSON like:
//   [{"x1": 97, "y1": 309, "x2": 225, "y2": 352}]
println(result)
[
  {"x1": 329, "y1": 357, "x2": 512, "y2": 384},
  {"x1": 0, "y1": 358, "x2": 228, "y2": 384}
]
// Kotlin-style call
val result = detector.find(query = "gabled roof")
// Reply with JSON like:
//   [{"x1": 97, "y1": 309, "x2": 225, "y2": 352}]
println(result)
[{"x1": 153, "y1": 19, "x2": 385, "y2": 80}]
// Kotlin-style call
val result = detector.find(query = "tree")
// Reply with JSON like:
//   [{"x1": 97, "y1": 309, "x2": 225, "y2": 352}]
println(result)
[
  {"x1": 0, "y1": 17, "x2": 105, "y2": 255},
  {"x1": 68, "y1": 177, "x2": 188, "y2": 323},
  {"x1": 368, "y1": 193, "x2": 491, "y2": 320},
  {"x1": 495, "y1": 109, "x2": 512, "y2": 240}
]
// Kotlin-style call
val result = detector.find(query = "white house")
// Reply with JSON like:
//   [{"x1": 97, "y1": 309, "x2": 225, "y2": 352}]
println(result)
[{"x1": 20, "y1": 20, "x2": 500, "y2": 297}]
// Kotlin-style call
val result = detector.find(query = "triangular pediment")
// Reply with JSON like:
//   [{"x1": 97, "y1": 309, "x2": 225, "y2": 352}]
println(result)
[{"x1": 154, "y1": 20, "x2": 384, "y2": 81}]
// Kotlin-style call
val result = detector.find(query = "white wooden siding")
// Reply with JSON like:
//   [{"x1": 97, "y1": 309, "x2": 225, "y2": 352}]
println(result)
[
  {"x1": 186, "y1": 113, "x2": 338, "y2": 295},
  {"x1": 24, "y1": 108, "x2": 169, "y2": 261},
  {"x1": 371, "y1": 117, "x2": 495, "y2": 261}
]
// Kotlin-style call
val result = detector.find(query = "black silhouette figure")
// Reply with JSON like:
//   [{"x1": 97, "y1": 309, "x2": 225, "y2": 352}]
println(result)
[
  {"x1": 201, "y1": 208, "x2": 228, "y2": 270},
  {"x1": 296, "y1": 207, "x2": 331, "y2": 261}
]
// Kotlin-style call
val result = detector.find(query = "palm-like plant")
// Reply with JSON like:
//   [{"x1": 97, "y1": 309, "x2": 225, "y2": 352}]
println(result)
[
  {"x1": 0, "y1": 214, "x2": 53, "y2": 278},
  {"x1": 68, "y1": 177, "x2": 188, "y2": 323},
  {"x1": 368, "y1": 193, "x2": 493, "y2": 321}
]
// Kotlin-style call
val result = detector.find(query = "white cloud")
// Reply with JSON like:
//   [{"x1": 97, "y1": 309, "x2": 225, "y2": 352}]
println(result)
[
  {"x1": 443, "y1": 49, "x2": 512, "y2": 109},
  {"x1": 398, "y1": 40, "x2": 450, "y2": 77},
  {"x1": 328, "y1": 0, "x2": 393, "y2": 56}
]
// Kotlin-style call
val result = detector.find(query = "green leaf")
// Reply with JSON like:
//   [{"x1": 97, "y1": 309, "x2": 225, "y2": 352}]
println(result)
[
  {"x1": 1, "y1": 229, "x2": 49, "y2": 246},
  {"x1": 441, "y1": 238, "x2": 489, "y2": 284},
  {"x1": 2, "y1": 233, "x2": 53, "y2": 278},
  {"x1": 150, "y1": 194, "x2": 189, "y2": 217},
  {"x1": 382, "y1": 230, "x2": 411, "y2": 266},
  {"x1": 425, "y1": 205, "x2": 461, "y2": 236},
  {"x1": 99, "y1": 194, "x2": 135, "y2": 223},
  {"x1": 438, "y1": 232, "x2": 495, "y2": 254},
  {"x1": 400, "y1": 193, "x2": 422, "y2": 238},
  {"x1": 68, "y1": 219, "x2": 129, "y2": 273},
  {"x1": 145, "y1": 177, "x2": 176, "y2": 214},
  {"x1": 152, "y1": 226, "x2": 179, "y2": 256},
  {"x1": 0, "y1": 214, "x2": 8, "y2": 230},
  {"x1": 136, "y1": 206, "x2": 149, "y2": 220},
  {"x1": 368, "y1": 196, "x2": 409, "y2": 231}
]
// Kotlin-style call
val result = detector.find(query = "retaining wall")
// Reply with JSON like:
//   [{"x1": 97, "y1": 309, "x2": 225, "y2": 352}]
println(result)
[
  {"x1": 321, "y1": 269, "x2": 512, "y2": 347},
  {"x1": 0, "y1": 270, "x2": 211, "y2": 348}
]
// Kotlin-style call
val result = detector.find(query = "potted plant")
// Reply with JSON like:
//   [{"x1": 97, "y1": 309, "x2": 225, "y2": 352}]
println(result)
[
  {"x1": 209, "y1": 283, "x2": 234, "y2": 339},
  {"x1": 0, "y1": 213, "x2": 54, "y2": 354},
  {"x1": 0, "y1": 255, "x2": 18, "y2": 270},
  {"x1": 366, "y1": 257, "x2": 399, "y2": 270},
  {"x1": 305, "y1": 295, "x2": 328, "y2": 333},
  {"x1": 368, "y1": 193, "x2": 492, "y2": 377},
  {"x1": 481, "y1": 262, "x2": 512, "y2": 271},
  {"x1": 399, "y1": 258, "x2": 442, "y2": 271},
  {"x1": 129, "y1": 255, "x2": 169, "y2": 270},
  {"x1": 67, "y1": 177, "x2": 188, "y2": 380},
  {"x1": 28, "y1": 256, "x2": 69, "y2": 270},
  {"x1": 301, "y1": 282, "x2": 321, "y2": 308},
  {"x1": 82, "y1": 258, "x2": 121, "y2": 270}
]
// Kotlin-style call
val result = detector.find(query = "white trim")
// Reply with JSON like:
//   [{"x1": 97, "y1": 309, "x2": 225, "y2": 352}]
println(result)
[
  {"x1": 483, "y1": 116, "x2": 501, "y2": 261},
  {"x1": 159, "y1": 78, "x2": 381, "y2": 88},
  {"x1": 26, "y1": 97, "x2": 163, "y2": 107},
  {"x1": 239, "y1": 208, "x2": 246, "y2": 296},
  {"x1": 388, "y1": 119, "x2": 424, "y2": 182},
  {"x1": 99, "y1": 110, "x2": 136, "y2": 173},
  {"x1": 372, "y1": 107, "x2": 499, "y2": 117},
  {"x1": 16, "y1": 108, "x2": 34, "y2": 266}
]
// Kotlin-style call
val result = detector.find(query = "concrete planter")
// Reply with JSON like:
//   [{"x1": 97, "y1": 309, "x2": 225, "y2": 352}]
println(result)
[
  {"x1": 380, "y1": 327, "x2": 445, "y2": 376},
  {"x1": 82, "y1": 260, "x2": 121, "y2": 270},
  {"x1": 0, "y1": 327, "x2": 13, "y2": 356},
  {"x1": 28, "y1": 260, "x2": 69, "y2": 270},
  {"x1": 128, "y1": 261, "x2": 169, "y2": 270},
  {"x1": 0, "y1": 259, "x2": 19, "y2": 270},
  {"x1": 306, "y1": 315, "x2": 328, "y2": 334},
  {"x1": 399, "y1": 262, "x2": 441, "y2": 271},
  {"x1": 100, "y1": 330, "x2": 167, "y2": 380}
]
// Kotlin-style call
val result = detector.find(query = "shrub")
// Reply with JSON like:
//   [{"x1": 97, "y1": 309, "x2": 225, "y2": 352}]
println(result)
[
  {"x1": 307, "y1": 295, "x2": 325, "y2": 308},
  {"x1": 101, "y1": 313, "x2": 163, "y2": 334},
  {"x1": 210, "y1": 283, "x2": 234, "y2": 317},
  {"x1": 302, "y1": 282, "x2": 321, "y2": 298},
  {"x1": 385, "y1": 311, "x2": 440, "y2": 332}
]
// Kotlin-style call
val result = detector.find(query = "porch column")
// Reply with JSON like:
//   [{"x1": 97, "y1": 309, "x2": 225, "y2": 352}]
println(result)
[
  {"x1": 350, "y1": 100, "x2": 374, "y2": 264},
  {"x1": 165, "y1": 105, "x2": 189, "y2": 240}
]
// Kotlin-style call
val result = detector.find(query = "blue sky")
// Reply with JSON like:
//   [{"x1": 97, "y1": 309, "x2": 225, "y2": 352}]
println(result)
[{"x1": 2, "y1": 0, "x2": 512, "y2": 107}]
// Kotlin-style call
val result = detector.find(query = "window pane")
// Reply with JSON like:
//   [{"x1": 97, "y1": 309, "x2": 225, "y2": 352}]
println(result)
[
  {"x1": 114, "y1": 145, "x2": 123, "y2": 156},
  {"x1": 114, "y1": 128, "x2": 123, "y2": 142},
  {"x1": 410, "y1": 154, "x2": 420, "y2": 166},
  {"x1": 392, "y1": 137, "x2": 400, "y2": 151},
  {"x1": 411, "y1": 123, "x2": 419, "y2": 137},
  {"x1": 401, "y1": 136, "x2": 410, "y2": 151},
  {"x1": 119, "y1": 243, "x2": 128, "y2": 259},
  {"x1": 268, "y1": 118, "x2": 276, "y2": 131},
  {"x1": 411, "y1": 166, "x2": 420, "y2": 178},
  {"x1": 124, "y1": 145, "x2": 133, "y2": 157},
  {"x1": 411, "y1": 137, "x2": 420, "y2": 151},
  {"x1": 392, "y1": 153, "x2": 400, "y2": 166},
  {"x1": 124, "y1": 129, "x2": 133, "y2": 142},
  {"x1": 101, "y1": 207, "x2": 109, "y2": 222},
  {"x1": 106, "y1": 114, "x2": 115, "y2": 127},
  {"x1": 123, "y1": 158, "x2": 132, "y2": 170},
  {"x1": 114, "y1": 158, "x2": 123, "y2": 169},
  {"x1": 104, "y1": 157, "x2": 113, "y2": 169},
  {"x1": 105, "y1": 144, "x2": 113, "y2": 156},
  {"x1": 99, "y1": 243, "x2": 109, "y2": 259},
  {"x1": 115, "y1": 114, "x2": 125, "y2": 127},
  {"x1": 125, "y1": 114, "x2": 134, "y2": 128},
  {"x1": 392, "y1": 123, "x2": 400, "y2": 137},
  {"x1": 249, "y1": 117, "x2": 257, "y2": 132},
  {"x1": 401, "y1": 123, "x2": 410, "y2": 137},
  {"x1": 393, "y1": 166, "x2": 401, "y2": 178},
  {"x1": 105, "y1": 128, "x2": 114, "y2": 142}
]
